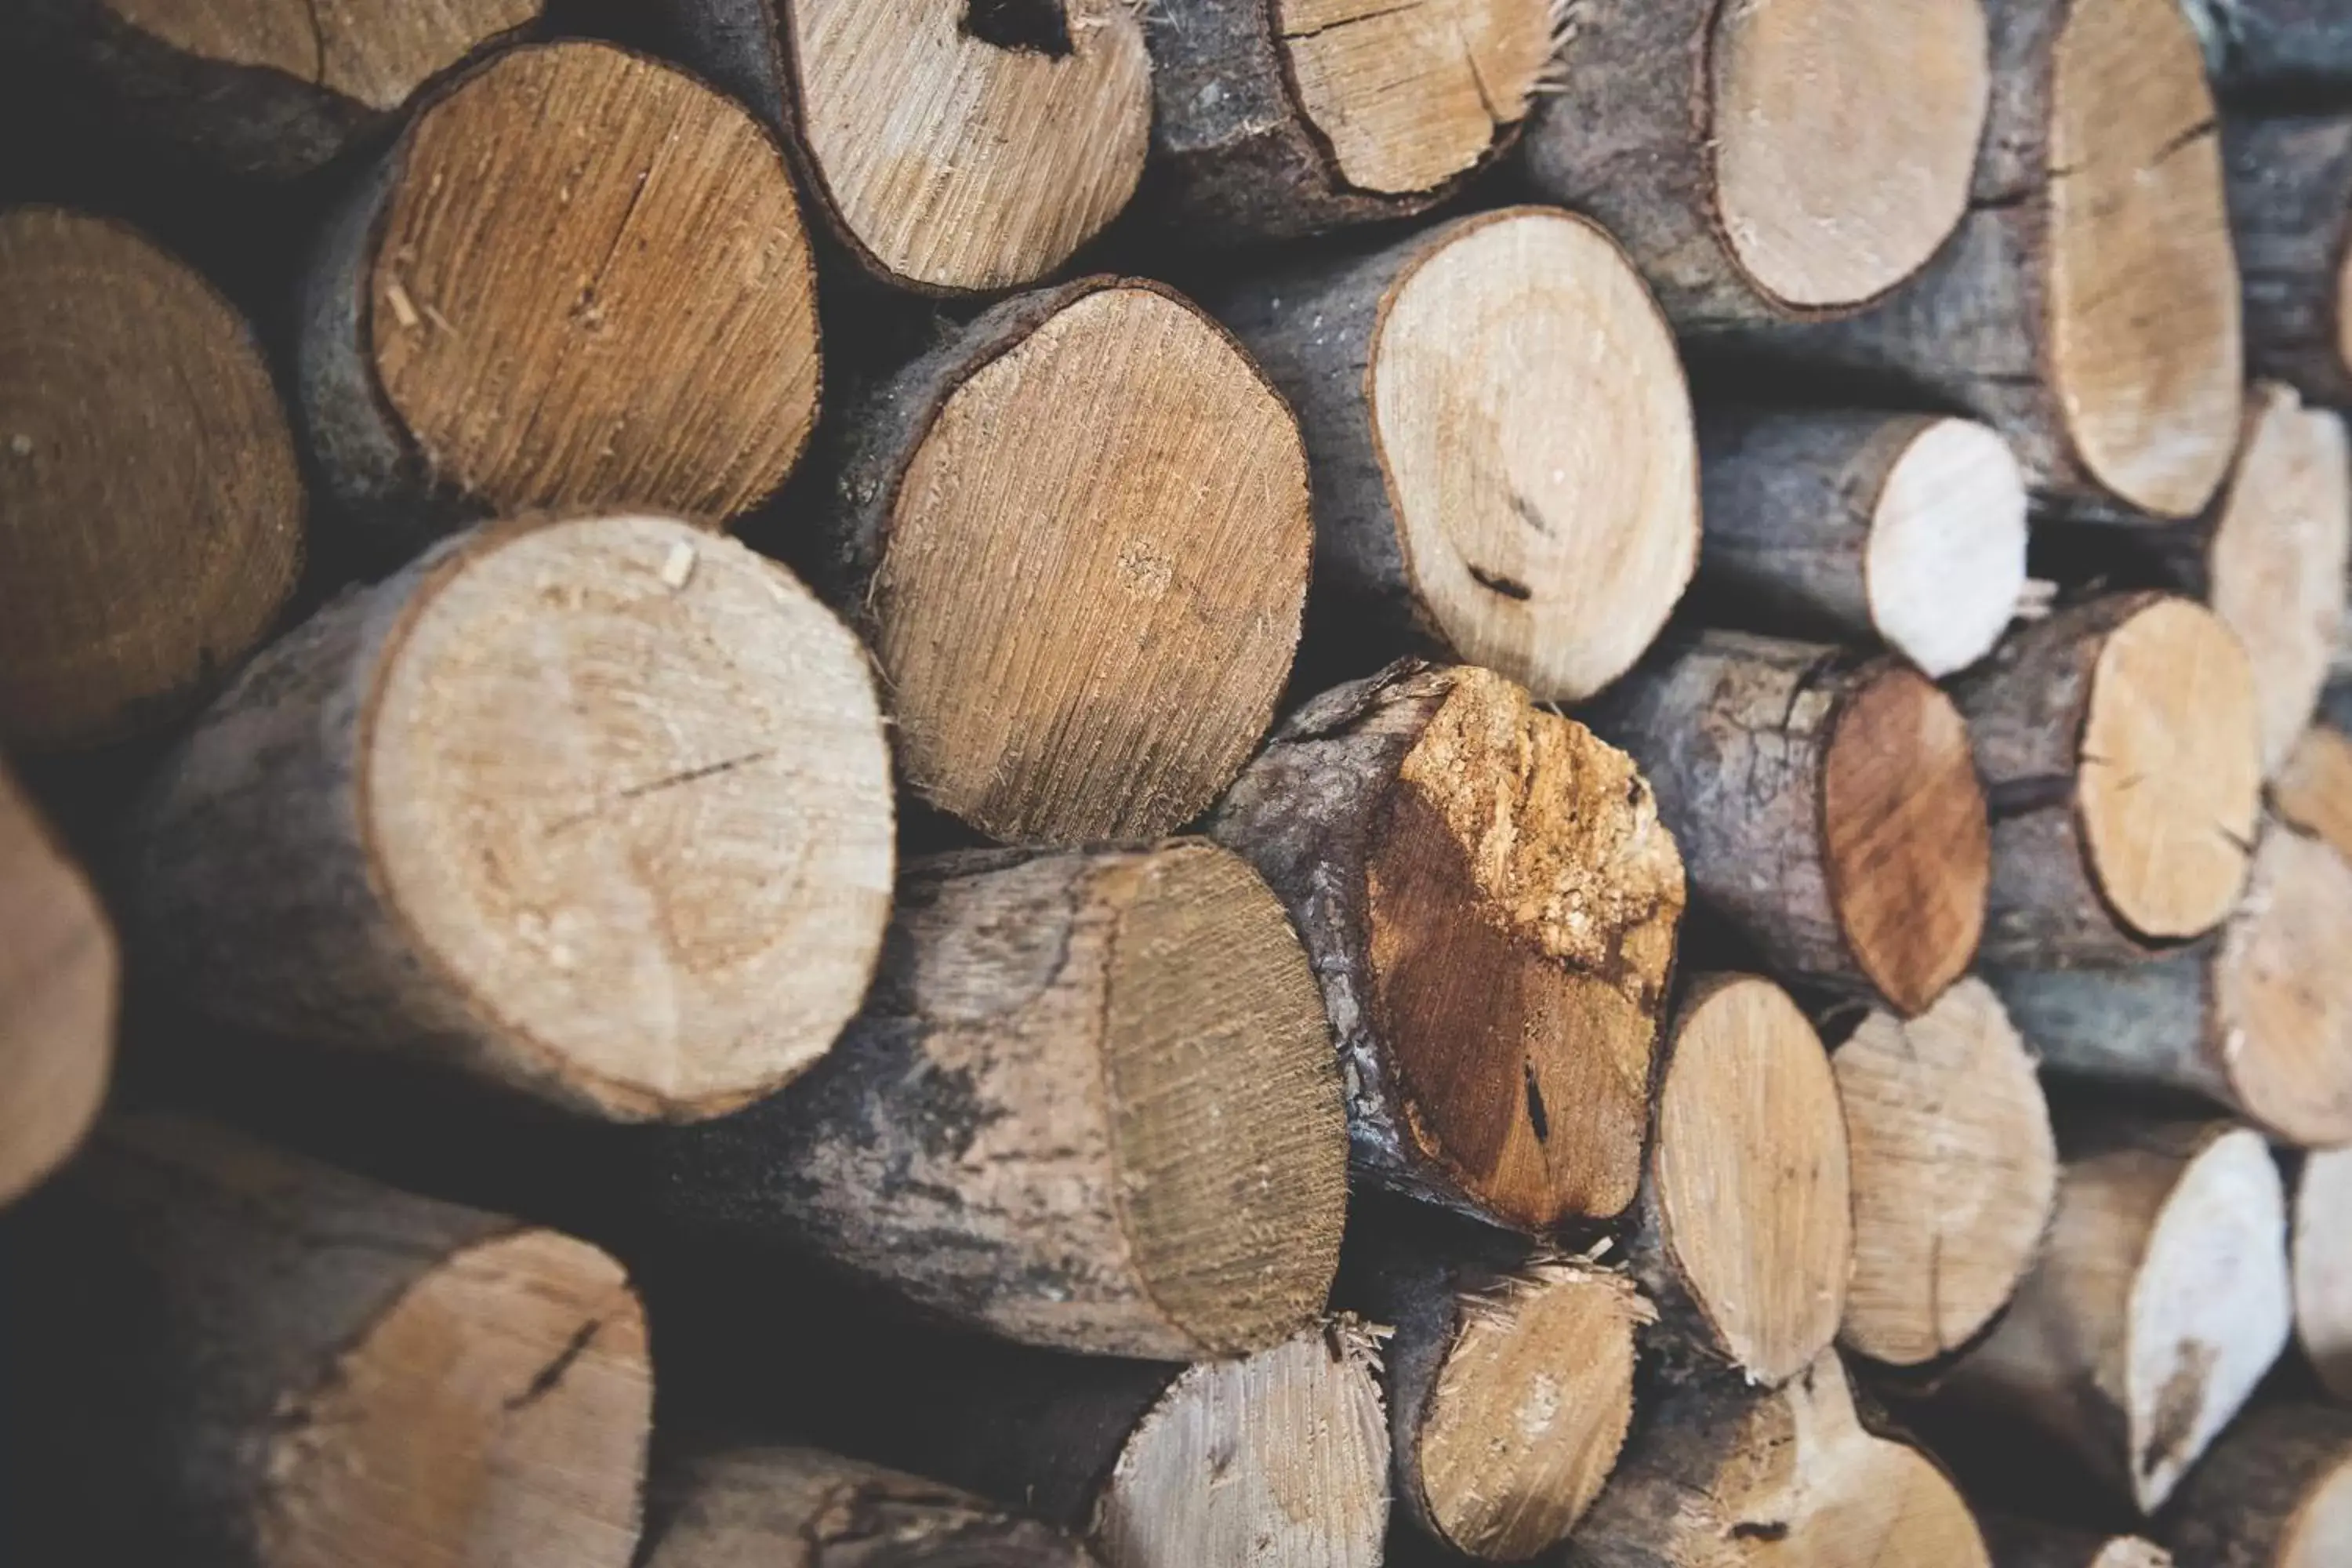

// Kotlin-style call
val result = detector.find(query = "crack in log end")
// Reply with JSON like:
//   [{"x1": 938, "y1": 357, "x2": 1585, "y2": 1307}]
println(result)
[
  {"x1": 1282, "y1": 1, "x2": 1427, "y2": 44},
  {"x1": 1466, "y1": 564, "x2": 1534, "y2": 601},
  {"x1": 503, "y1": 1317, "x2": 603, "y2": 1412},
  {"x1": 961, "y1": 0, "x2": 1076, "y2": 57},
  {"x1": 1509, "y1": 489, "x2": 1555, "y2": 537},
  {"x1": 1524, "y1": 1061, "x2": 1550, "y2": 1142},
  {"x1": 2152, "y1": 116, "x2": 2219, "y2": 166},
  {"x1": 1730, "y1": 1520, "x2": 1791, "y2": 1541}
]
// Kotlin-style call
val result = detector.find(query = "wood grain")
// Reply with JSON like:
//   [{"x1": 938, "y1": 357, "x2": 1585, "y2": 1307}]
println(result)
[{"x1": 0, "y1": 761, "x2": 114, "y2": 1207}]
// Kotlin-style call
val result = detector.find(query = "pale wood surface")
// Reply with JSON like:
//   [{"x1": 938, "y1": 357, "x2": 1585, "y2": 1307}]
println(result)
[
  {"x1": 2294, "y1": 1148, "x2": 2352, "y2": 1402},
  {"x1": 2169, "y1": 1403, "x2": 2352, "y2": 1568},
  {"x1": 0, "y1": 762, "x2": 114, "y2": 1207},
  {"x1": 2275, "y1": 722, "x2": 2352, "y2": 857}
]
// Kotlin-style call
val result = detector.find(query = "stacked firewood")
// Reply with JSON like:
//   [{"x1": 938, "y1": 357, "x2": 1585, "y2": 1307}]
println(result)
[{"x1": 6, "y1": 0, "x2": 2352, "y2": 1564}]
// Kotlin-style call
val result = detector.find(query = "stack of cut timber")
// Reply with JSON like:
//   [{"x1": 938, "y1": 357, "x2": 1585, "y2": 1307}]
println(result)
[{"x1": 3, "y1": 0, "x2": 2350, "y2": 1564}]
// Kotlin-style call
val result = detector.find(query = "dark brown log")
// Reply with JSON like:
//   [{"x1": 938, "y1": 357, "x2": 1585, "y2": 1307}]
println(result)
[
  {"x1": 1526, "y1": 0, "x2": 1991, "y2": 332},
  {"x1": 1693, "y1": 408, "x2": 2028, "y2": 677},
  {"x1": 625, "y1": 840, "x2": 1348, "y2": 1359},
  {"x1": 2292, "y1": 1146, "x2": 2352, "y2": 1401},
  {"x1": 2168, "y1": 1403, "x2": 2352, "y2": 1566},
  {"x1": 1209, "y1": 205, "x2": 1699, "y2": 704},
  {"x1": 3, "y1": 1114, "x2": 652, "y2": 1568},
  {"x1": 1, "y1": 206, "x2": 303, "y2": 753},
  {"x1": 1586, "y1": 631, "x2": 1989, "y2": 1015},
  {"x1": 1980, "y1": 1517, "x2": 2172, "y2": 1568},
  {"x1": 123, "y1": 514, "x2": 895, "y2": 1123},
  {"x1": 1955, "y1": 593, "x2": 2262, "y2": 966},
  {"x1": 1729, "y1": 0, "x2": 2243, "y2": 521},
  {"x1": 819, "y1": 274, "x2": 1312, "y2": 844},
  {"x1": 641, "y1": 1444, "x2": 1096, "y2": 1568},
  {"x1": 1989, "y1": 819, "x2": 2352, "y2": 1147},
  {"x1": 2225, "y1": 116, "x2": 2352, "y2": 410},
  {"x1": 1207, "y1": 662, "x2": 1686, "y2": 1232},
  {"x1": 296, "y1": 41, "x2": 821, "y2": 553},
  {"x1": 1926, "y1": 1118, "x2": 2290, "y2": 1514},
  {"x1": 653, "y1": 0, "x2": 1150, "y2": 292},
  {"x1": 1141, "y1": 0, "x2": 1555, "y2": 245},
  {"x1": 6, "y1": 0, "x2": 539, "y2": 178},
  {"x1": 0, "y1": 760, "x2": 114, "y2": 1207}
]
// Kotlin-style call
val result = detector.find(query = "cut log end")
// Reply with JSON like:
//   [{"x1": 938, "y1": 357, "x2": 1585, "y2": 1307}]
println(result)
[
  {"x1": 1374, "y1": 209, "x2": 1697, "y2": 702},
  {"x1": 1821, "y1": 662, "x2": 1989, "y2": 1015},
  {"x1": 1413, "y1": 1262, "x2": 1649, "y2": 1562},
  {"x1": 1866, "y1": 417, "x2": 2029, "y2": 677},
  {"x1": 266, "y1": 1227, "x2": 652, "y2": 1568},
  {"x1": 2276, "y1": 722, "x2": 2352, "y2": 859},
  {"x1": 1367, "y1": 667, "x2": 1683, "y2": 1229},
  {"x1": 341, "y1": 42, "x2": 818, "y2": 528},
  {"x1": 1101, "y1": 841, "x2": 1348, "y2": 1356},
  {"x1": 1708, "y1": 0, "x2": 1990, "y2": 309},
  {"x1": 1, "y1": 207, "x2": 303, "y2": 752},
  {"x1": 2212, "y1": 823, "x2": 2352, "y2": 1145},
  {"x1": 1835, "y1": 978, "x2": 2056, "y2": 1367},
  {"x1": 2297, "y1": 1149, "x2": 2352, "y2": 1402},
  {"x1": 1278, "y1": 0, "x2": 1553, "y2": 196},
  {"x1": 364, "y1": 514, "x2": 893, "y2": 1120},
  {"x1": 101, "y1": 0, "x2": 537, "y2": 114},
  {"x1": 2080, "y1": 597, "x2": 2260, "y2": 942},
  {"x1": 1654, "y1": 975, "x2": 1853, "y2": 1387},
  {"x1": 2286, "y1": 1452, "x2": 2352, "y2": 1566},
  {"x1": 0, "y1": 765, "x2": 115, "y2": 1207},
  {"x1": 873, "y1": 281, "x2": 1311, "y2": 844},
  {"x1": 789, "y1": 0, "x2": 1149, "y2": 290},
  {"x1": 2048, "y1": 0, "x2": 2242, "y2": 517},
  {"x1": 1093, "y1": 1322, "x2": 1390, "y2": 1568}
]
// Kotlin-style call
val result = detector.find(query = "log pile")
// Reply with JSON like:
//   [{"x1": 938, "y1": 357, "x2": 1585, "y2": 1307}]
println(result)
[{"x1": 4, "y1": 1, "x2": 2351, "y2": 1564}]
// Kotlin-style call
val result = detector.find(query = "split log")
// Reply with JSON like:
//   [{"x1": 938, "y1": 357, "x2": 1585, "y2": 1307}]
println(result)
[
  {"x1": 123, "y1": 513, "x2": 895, "y2": 1123},
  {"x1": 1207, "y1": 662, "x2": 1686, "y2": 1232},
  {"x1": 1832, "y1": 978, "x2": 2059, "y2": 1368},
  {"x1": 2292, "y1": 1146, "x2": 2352, "y2": 1401},
  {"x1": 654, "y1": 0, "x2": 1149, "y2": 292},
  {"x1": 8, "y1": 0, "x2": 539, "y2": 177},
  {"x1": 1730, "y1": 0, "x2": 2243, "y2": 521},
  {"x1": 1142, "y1": 0, "x2": 1556, "y2": 244},
  {"x1": 626, "y1": 840, "x2": 1348, "y2": 1359},
  {"x1": 0, "y1": 763, "x2": 114, "y2": 1207},
  {"x1": 1987, "y1": 818, "x2": 2352, "y2": 1146},
  {"x1": 0, "y1": 206, "x2": 302, "y2": 752},
  {"x1": 1526, "y1": 0, "x2": 1991, "y2": 332},
  {"x1": 1564, "y1": 1351, "x2": 1991, "y2": 1568},
  {"x1": 2275, "y1": 718, "x2": 2352, "y2": 857},
  {"x1": 900, "y1": 1320, "x2": 1391, "y2": 1568},
  {"x1": 641, "y1": 1445, "x2": 1094, "y2": 1568},
  {"x1": 1629, "y1": 975, "x2": 1853, "y2": 1388},
  {"x1": 1587, "y1": 631, "x2": 1989, "y2": 1015},
  {"x1": 819, "y1": 274, "x2": 1311, "y2": 844},
  {"x1": 1352, "y1": 1240, "x2": 1650, "y2": 1561},
  {"x1": 4, "y1": 1114, "x2": 651, "y2": 1567},
  {"x1": 2169, "y1": 1403, "x2": 2352, "y2": 1566},
  {"x1": 297, "y1": 41, "x2": 820, "y2": 552},
  {"x1": 1210, "y1": 205, "x2": 1699, "y2": 704},
  {"x1": 1929, "y1": 1119, "x2": 2290, "y2": 1513},
  {"x1": 1980, "y1": 1519, "x2": 2172, "y2": 1568},
  {"x1": 1956, "y1": 592, "x2": 2261, "y2": 966},
  {"x1": 2225, "y1": 116, "x2": 2352, "y2": 409},
  {"x1": 1692, "y1": 409, "x2": 2029, "y2": 677}
]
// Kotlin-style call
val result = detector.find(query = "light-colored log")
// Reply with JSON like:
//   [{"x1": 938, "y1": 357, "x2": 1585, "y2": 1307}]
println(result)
[{"x1": 0, "y1": 761, "x2": 114, "y2": 1207}]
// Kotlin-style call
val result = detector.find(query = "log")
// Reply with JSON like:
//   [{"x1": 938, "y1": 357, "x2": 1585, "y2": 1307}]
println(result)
[
  {"x1": 1980, "y1": 1518, "x2": 2172, "y2": 1568},
  {"x1": 2169, "y1": 1403, "x2": 2352, "y2": 1566},
  {"x1": 652, "y1": 0, "x2": 1149, "y2": 292},
  {"x1": 1526, "y1": 0, "x2": 1991, "y2": 332},
  {"x1": 0, "y1": 206, "x2": 302, "y2": 753},
  {"x1": 1564, "y1": 1351, "x2": 1991, "y2": 1568},
  {"x1": 1987, "y1": 818, "x2": 2352, "y2": 1146},
  {"x1": 7, "y1": 0, "x2": 539, "y2": 178},
  {"x1": 1586, "y1": 631, "x2": 1989, "y2": 1015},
  {"x1": 625, "y1": 840, "x2": 1348, "y2": 1359},
  {"x1": 1929, "y1": 1119, "x2": 2290, "y2": 1513},
  {"x1": 0, "y1": 762, "x2": 114, "y2": 1207},
  {"x1": 1956, "y1": 592, "x2": 2261, "y2": 966},
  {"x1": 1730, "y1": 0, "x2": 2243, "y2": 521},
  {"x1": 3, "y1": 1114, "x2": 651, "y2": 1567},
  {"x1": 2225, "y1": 116, "x2": 2352, "y2": 409},
  {"x1": 2275, "y1": 717, "x2": 2352, "y2": 858},
  {"x1": 123, "y1": 513, "x2": 895, "y2": 1123},
  {"x1": 2292, "y1": 1146, "x2": 2352, "y2": 1401},
  {"x1": 1210, "y1": 205, "x2": 1699, "y2": 705},
  {"x1": 1141, "y1": 0, "x2": 1557, "y2": 244},
  {"x1": 1832, "y1": 978, "x2": 2060, "y2": 1368},
  {"x1": 640, "y1": 1444, "x2": 1095, "y2": 1568},
  {"x1": 297, "y1": 41, "x2": 821, "y2": 553},
  {"x1": 2180, "y1": 0, "x2": 2352, "y2": 93},
  {"x1": 818, "y1": 274, "x2": 1312, "y2": 844},
  {"x1": 1352, "y1": 1240, "x2": 1651, "y2": 1561},
  {"x1": 1207, "y1": 662, "x2": 1686, "y2": 1232},
  {"x1": 1692, "y1": 408, "x2": 2029, "y2": 677},
  {"x1": 1629, "y1": 974, "x2": 1853, "y2": 1388}
]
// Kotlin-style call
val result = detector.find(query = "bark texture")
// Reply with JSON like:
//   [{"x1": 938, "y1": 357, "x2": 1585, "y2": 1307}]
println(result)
[
  {"x1": 2181, "y1": 0, "x2": 2352, "y2": 93},
  {"x1": 2225, "y1": 114, "x2": 2352, "y2": 408},
  {"x1": 1980, "y1": 1517, "x2": 2172, "y2": 1568},
  {"x1": 2168, "y1": 1403, "x2": 2352, "y2": 1567}
]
